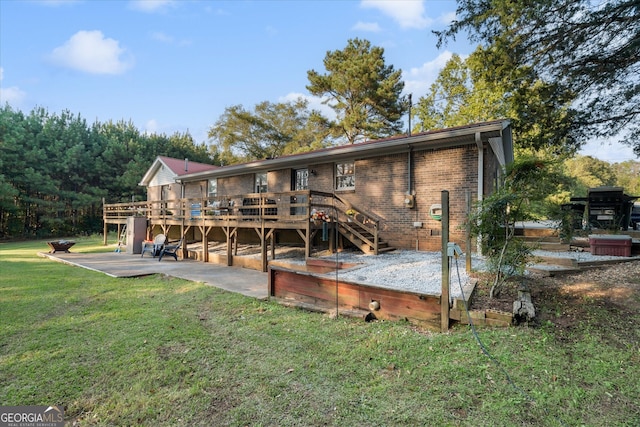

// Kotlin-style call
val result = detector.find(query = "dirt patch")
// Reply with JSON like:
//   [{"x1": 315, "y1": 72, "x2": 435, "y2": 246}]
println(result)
[{"x1": 470, "y1": 261, "x2": 640, "y2": 339}]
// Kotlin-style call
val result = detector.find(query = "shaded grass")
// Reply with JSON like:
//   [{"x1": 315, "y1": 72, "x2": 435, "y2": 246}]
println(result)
[{"x1": 1, "y1": 238, "x2": 639, "y2": 426}]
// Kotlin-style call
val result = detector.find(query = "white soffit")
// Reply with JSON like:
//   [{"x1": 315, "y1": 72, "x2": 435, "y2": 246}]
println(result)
[{"x1": 488, "y1": 137, "x2": 506, "y2": 167}]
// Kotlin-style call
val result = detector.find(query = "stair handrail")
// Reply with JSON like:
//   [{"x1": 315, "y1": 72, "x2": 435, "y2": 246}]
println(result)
[{"x1": 310, "y1": 191, "x2": 381, "y2": 254}]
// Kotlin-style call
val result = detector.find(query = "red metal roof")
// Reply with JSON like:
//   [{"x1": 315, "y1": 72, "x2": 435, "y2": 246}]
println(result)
[{"x1": 157, "y1": 156, "x2": 218, "y2": 176}]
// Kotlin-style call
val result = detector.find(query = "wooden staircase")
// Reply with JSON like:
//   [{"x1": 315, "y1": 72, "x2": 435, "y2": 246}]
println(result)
[
  {"x1": 517, "y1": 235, "x2": 571, "y2": 251},
  {"x1": 514, "y1": 224, "x2": 570, "y2": 251},
  {"x1": 314, "y1": 192, "x2": 395, "y2": 255},
  {"x1": 338, "y1": 220, "x2": 395, "y2": 255}
]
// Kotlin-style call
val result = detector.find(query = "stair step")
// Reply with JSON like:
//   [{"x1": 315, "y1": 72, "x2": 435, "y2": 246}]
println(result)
[
  {"x1": 518, "y1": 236, "x2": 563, "y2": 243},
  {"x1": 536, "y1": 242, "x2": 571, "y2": 251}
]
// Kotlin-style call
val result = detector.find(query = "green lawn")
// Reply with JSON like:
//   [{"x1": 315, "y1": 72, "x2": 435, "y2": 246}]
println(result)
[{"x1": 1, "y1": 237, "x2": 638, "y2": 426}]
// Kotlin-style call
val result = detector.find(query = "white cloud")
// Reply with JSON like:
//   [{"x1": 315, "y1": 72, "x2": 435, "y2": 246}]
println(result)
[
  {"x1": 279, "y1": 92, "x2": 336, "y2": 119},
  {"x1": 0, "y1": 86, "x2": 27, "y2": 106},
  {"x1": 0, "y1": 67, "x2": 27, "y2": 106},
  {"x1": 151, "y1": 31, "x2": 174, "y2": 43},
  {"x1": 403, "y1": 50, "x2": 455, "y2": 97},
  {"x1": 580, "y1": 140, "x2": 638, "y2": 163},
  {"x1": 361, "y1": 0, "x2": 432, "y2": 29},
  {"x1": 352, "y1": 21, "x2": 382, "y2": 32},
  {"x1": 144, "y1": 119, "x2": 159, "y2": 135},
  {"x1": 438, "y1": 11, "x2": 457, "y2": 26},
  {"x1": 150, "y1": 31, "x2": 191, "y2": 46},
  {"x1": 48, "y1": 30, "x2": 133, "y2": 75},
  {"x1": 128, "y1": 0, "x2": 176, "y2": 13}
]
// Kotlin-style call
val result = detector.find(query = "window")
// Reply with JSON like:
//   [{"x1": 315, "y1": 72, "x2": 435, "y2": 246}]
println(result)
[
  {"x1": 208, "y1": 179, "x2": 217, "y2": 197},
  {"x1": 335, "y1": 162, "x2": 355, "y2": 190},
  {"x1": 255, "y1": 172, "x2": 267, "y2": 193},
  {"x1": 294, "y1": 169, "x2": 308, "y2": 191}
]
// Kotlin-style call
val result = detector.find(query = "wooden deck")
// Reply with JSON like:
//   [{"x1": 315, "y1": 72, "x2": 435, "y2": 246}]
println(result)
[{"x1": 103, "y1": 191, "x2": 392, "y2": 272}]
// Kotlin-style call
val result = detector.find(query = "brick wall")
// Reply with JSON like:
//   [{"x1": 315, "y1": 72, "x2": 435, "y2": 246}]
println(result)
[
  {"x1": 329, "y1": 145, "x2": 484, "y2": 251},
  {"x1": 143, "y1": 140, "x2": 502, "y2": 253},
  {"x1": 218, "y1": 175, "x2": 255, "y2": 196},
  {"x1": 270, "y1": 169, "x2": 291, "y2": 192},
  {"x1": 183, "y1": 181, "x2": 207, "y2": 199}
]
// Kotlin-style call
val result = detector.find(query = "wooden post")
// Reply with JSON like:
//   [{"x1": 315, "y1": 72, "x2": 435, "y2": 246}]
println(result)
[
  {"x1": 225, "y1": 227, "x2": 234, "y2": 266},
  {"x1": 305, "y1": 200, "x2": 312, "y2": 259},
  {"x1": 270, "y1": 231, "x2": 275, "y2": 260},
  {"x1": 329, "y1": 223, "x2": 335, "y2": 253},
  {"x1": 441, "y1": 190, "x2": 450, "y2": 333},
  {"x1": 260, "y1": 225, "x2": 267, "y2": 272},
  {"x1": 203, "y1": 227, "x2": 209, "y2": 263},
  {"x1": 102, "y1": 197, "x2": 108, "y2": 245}
]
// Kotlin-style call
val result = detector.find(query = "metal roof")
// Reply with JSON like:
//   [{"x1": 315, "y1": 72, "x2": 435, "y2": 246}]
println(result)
[{"x1": 138, "y1": 155, "x2": 218, "y2": 186}]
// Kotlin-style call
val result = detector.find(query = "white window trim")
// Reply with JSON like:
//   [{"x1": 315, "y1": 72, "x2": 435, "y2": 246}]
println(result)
[
  {"x1": 208, "y1": 178, "x2": 217, "y2": 197},
  {"x1": 335, "y1": 162, "x2": 355, "y2": 191}
]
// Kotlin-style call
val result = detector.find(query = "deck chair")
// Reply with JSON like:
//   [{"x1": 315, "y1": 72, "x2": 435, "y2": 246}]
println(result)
[
  {"x1": 158, "y1": 238, "x2": 183, "y2": 261},
  {"x1": 141, "y1": 234, "x2": 166, "y2": 258}
]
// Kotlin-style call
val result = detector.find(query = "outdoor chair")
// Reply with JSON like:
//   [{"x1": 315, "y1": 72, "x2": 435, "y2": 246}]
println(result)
[
  {"x1": 158, "y1": 238, "x2": 183, "y2": 261},
  {"x1": 141, "y1": 234, "x2": 166, "y2": 258}
]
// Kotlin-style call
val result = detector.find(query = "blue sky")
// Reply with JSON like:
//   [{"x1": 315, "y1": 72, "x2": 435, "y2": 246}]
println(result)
[{"x1": 0, "y1": 0, "x2": 635, "y2": 163}]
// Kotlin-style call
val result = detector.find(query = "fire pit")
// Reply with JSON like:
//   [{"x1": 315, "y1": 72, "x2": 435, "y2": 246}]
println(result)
[{"x1": 47, "y1": 240, "x2": 76, "y2": 253}]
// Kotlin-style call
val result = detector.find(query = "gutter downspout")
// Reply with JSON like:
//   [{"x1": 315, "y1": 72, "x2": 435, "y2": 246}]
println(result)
[
  {"x1": 476, "y1": 132, "x2": 483, "y2": 256},
  {"x1": 407, "y1": 146, "x2": 418, "y2": 250},
  {"x1": 407, "y1": 146, "x2": 413, "y2": 196},
  {"x1": 475, "y1": 132, "x2": 483, "y2": 205}
]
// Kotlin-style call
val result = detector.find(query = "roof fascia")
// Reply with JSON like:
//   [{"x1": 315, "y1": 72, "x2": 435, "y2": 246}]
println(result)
[
  {"x1": 138, "y1": 156, "x2": 171, "y2": 186},
  {"x1": 177, "y1": 120, "x2": 511, "y2": 182}
]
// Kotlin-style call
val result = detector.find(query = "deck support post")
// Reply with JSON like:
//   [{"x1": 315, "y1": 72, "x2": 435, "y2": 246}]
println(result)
[
  {"x1": 305, "y1": 220, "x2": 311, "y2": 259},
  {"x1": 180, "y1": 225, "x2": 187, "y2": 259},
  {"x1": 202, "y1": 228, "x2": 209, "y2": 263},
  {"x1": 224, "y1": 226, "x2": 236, "y2": 266},
  {"x1": 260, "y1": 225, "x2": 267, "y2": 272},
  {"x1": 270, "y1": 231, "x2": 276, "y2": 260}
]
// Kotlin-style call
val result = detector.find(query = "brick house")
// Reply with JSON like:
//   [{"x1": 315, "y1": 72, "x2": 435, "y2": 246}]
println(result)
[{"x1": 106, "y1": 120, "x2": 512, "y2": 269}]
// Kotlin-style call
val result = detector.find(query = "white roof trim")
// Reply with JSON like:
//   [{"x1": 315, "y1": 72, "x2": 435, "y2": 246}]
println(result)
[{"x1": 488, "y1": 137, "x2": 506, "y2": 167}]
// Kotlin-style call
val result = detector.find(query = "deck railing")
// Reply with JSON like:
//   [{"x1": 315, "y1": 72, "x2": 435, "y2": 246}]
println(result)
[
  {"x1": 104, "y1": 191, "x2": 315, "y2": 223},
  {"x1": 103, "y1": 190, "x2": 382, "y2": 252}
]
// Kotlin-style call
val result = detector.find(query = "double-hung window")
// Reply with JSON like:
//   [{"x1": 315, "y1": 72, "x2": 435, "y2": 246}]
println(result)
[
  {"x1": 335, "y1": 162, "x2": 355, "y2": 190},
  {"x1": 294, "y1": 169, "x2": 308, "y2": 191},
  {"x1": 208, "y1": 179, "x2": 217, "y2": 197},
  {"x1": 255, "y1": 172, "x2": 268, "y2": 193}
]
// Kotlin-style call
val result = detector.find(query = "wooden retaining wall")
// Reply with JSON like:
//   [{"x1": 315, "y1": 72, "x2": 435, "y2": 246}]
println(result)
[
  {"x1": 268, "y1": 265, "x2": 443, "y2": 330},
  {"x1": 268, "y1": 262, "x2": 513, "y2": 330}
]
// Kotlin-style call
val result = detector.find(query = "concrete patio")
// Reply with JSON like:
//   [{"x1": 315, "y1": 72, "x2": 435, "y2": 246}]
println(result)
[{"x1": 38, "y1": 250, "x2": 269, "y2": 299}]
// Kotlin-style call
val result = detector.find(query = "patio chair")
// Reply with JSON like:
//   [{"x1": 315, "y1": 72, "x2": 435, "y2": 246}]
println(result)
[
  {"x1": 141, "y1": 234, "x2": 166, "y2": 258},
  {"x1": 158, "y1": 238, "x2": 183, "y2": 261}
]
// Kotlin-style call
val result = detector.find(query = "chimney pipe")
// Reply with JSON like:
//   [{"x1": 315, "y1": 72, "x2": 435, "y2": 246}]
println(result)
[{"x1": 184, "y1": 158, "x2": 188, "y2": 172}]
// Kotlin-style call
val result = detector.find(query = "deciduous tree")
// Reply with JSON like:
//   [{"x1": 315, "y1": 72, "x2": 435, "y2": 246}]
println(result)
[
  {"x1": 413, "y1": 48, "x2": 577, "y2": 156},
  {"x1": 208, "y1": 98, "x2": 332, "y2": 164},
  {"x1": 437, "y1": 0, "x2": 640, "y2": 156}
]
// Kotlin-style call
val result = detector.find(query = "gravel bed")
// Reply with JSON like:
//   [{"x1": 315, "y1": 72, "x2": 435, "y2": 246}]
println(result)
[
  {"x1": 529, "y1": 249, "x2": 640, "y2": 271},
  {"x1": 286, "y1": 250, "x2": 485, "y2": 298},
  {"x1": 288, "y1": 249, "x2": 640, "y2": 295},
  {"x1": 532, "y1": 249, "x2": 636, "y2": 262}
]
